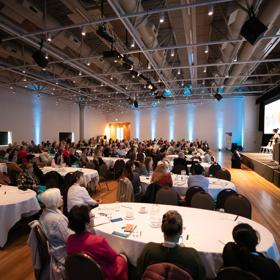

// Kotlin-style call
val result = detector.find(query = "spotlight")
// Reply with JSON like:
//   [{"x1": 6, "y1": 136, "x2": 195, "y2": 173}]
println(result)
[
  {"x1": 147, "y1": 63, "x2": 151, "y2": 70},
  {"x1": 22, "y1": 69, "x2": 26, "y2": 74},
  {"x1": 47, "y1": 34, "x2": 52, "y2": 42},
  {"x1": 208, "y1": 5, "x2": 214, "y2": 16},
  {"x1": 203, "y1": 66, "x2": 207, "y2": 73},
  {"x1": 23, "y1": 77, "x2": 27, "y2": 82},
  {"x1": 177, "y1": 69, "x2": 181, "y2": 75},
  {"x1": 240, "y1": 15, "x2": 267, "y2": 45},
  {"x1": 214, "y1": 93, "x2": 223, "y2": 101},
  {"x1": 86, "y1": 61, "x2": 91, "y2": 66},
  {"x1": 133, "y1": 100, "x2": 138, "y2": 108},
  {"x1": 97, "y1": 25, "x2": 114, "y2": 43},
  {"x1": 159, "y1": 13, "x2": 165, "y2": 23},
  {"x1": 32, "y1": 40, "x2": 48, "y2": 68},
  {"x1": 78, "y1": 71, "x2": 82, "y2": 76},
  {"x1": 45, "y1": 53, "x2": 48, "y2": 59},
  {"x1": 130, "y1": 40, "x2": 135, "y2": 48},
  {"x1": 233, "y1": 57, "x2": 237, "y2": 62},
  {"x1": 170, "y1": 49, "x2": 175, "y2": 57},
  {"x1": 81, "y1": 26, "x2": 86, "y2": 36},
  {"x1": 147, "y1": 84, "x2": 153, "y2": 90},
  {"x1": 9, "y1": 86, "x2": 13, "y2": 90},
  {"x1": 204, "y1": 46, "x2": 209, "y2": 54},
  {"x1": 55, "y1": 81, "x2": 59, "y2": 85}
]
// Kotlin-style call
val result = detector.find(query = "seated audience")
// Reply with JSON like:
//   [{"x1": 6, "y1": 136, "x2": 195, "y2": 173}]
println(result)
[
  {"x1": 151, "y1": 163, "x2": 173, "y2": 188},
  {"x1": 222, "y1": 223, "x2": 280, "y2": 280},
  {"x1": 39, "y1": 188, "x2": 72, "y2": 263},
  {"x1": 137, "y1": 210, "x2": 206, "y2": 280},
  {"x1": 67, "y1": 171, "x2": 99, "y2": 212},
  {"x1": 188, "y1": 164, "x2": 209, "y2": 192},
  {"x1": 122, "y1": 160, "x2": 141, "y2": 195},
  {"x1": 142, "y1": 156, "x2": 153, "y2": 176},
  {"x1": 18, "y1": 145, "x2": 29, "y2": 164},
  {"x1": 67, "y1": 205, "x2": 128, "y2": 280},
  {"x1": 202, "y1": 149, "x2": 212, "y2": 164},
  {"x1": 17, "y1": 162, "x2": 39, "y2": 191}
]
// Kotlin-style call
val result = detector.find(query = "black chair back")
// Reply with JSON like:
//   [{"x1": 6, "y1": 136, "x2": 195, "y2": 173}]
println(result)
[
  {"x1": 155, "y1": 187, "x2": 178, "y2": 206},
  {"x1": 209, "y1": 163, "x2": 221, "y2": 177},
  {"x1": 172, "y1": 164, "x2": 187, "y2": 175},
  {"x1": 190, "y1": 191, "x2": 214, "y2": 210},
  {"x1": 34, "y1": 225, "x2": 50, "y2": 280},
  {"x1": 216, "y1": 266, "x2": 261, "y2": 280},
  {"x1": 99, "y1": 163, "x2": 109, "y2": 179},
  {"x1": 216, "y1": 169, "x2": 231, "y2": 181},
  {"x1": 224, "y1": 193, "x2": 252, "y2": 219},
  {"x1": 65, "y1": 253, "x2": 104, "y2": 280},
  {"x1": 185, "y1": 186, "x2": 204, "y2": 206},
  {"x1": 62, "y1": 172, "x2": 75, "y2": 216},
  {"x1": 216, "y1": 189, "x2": 237, "y2": 209},
  {"x1": 113, "y1": 159, "x2": 125, "y2": 179},
  {"x1": 141, "y1": 183, "x2": 161, "y2": 203}
]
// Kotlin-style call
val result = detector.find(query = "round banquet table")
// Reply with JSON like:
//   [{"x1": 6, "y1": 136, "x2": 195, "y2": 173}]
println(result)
[
  {"x1": 92, "y1": 202, "x2": 280, "y2": 278},
  {"x1": 41, "y1": 166, "x2": 99, "y2": 185},
  {"x1": 140, "y1": 174, "x2": 235, "y2": 199},
  {"x1": 0, "y1": 185, "x2": 41, "y2": 247},
  {"x1": 0, "y1": 162, "x2": 7, "y2": 173},
  {"x1": 87, "y1": 156, "x2": 129, "y2": 169}
]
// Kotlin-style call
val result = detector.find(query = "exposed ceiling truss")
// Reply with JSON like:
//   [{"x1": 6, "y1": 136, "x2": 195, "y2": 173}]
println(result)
[{"x1": 0, "y1": 0, "x2": 279, "y2": 112}]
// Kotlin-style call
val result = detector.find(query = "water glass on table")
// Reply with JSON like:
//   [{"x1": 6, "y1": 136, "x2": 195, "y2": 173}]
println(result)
[{"x1": 181, "y1": 170, "x2": 186, "y2": 181}]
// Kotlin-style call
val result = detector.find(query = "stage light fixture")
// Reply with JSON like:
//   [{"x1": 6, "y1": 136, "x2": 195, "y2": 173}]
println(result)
[
  {"x1": 147, "y1": 63, "x2": 151, "y2": 70},
  {"x1": 170, "y1": 49, "x2": 175, "y2": 57},
  {"x1": 32, "y1": 40, "x2": 48, "y2": 68},
  {"x1": 177, "y1": 69, "x2": 181, "y2": 75},
  {"x1": 130, "y1": 40, "x2": 135, "y2": 48},
  {"x1": 86, "y1": 61, "x2": 91, "y2": 66},
  {"x1": 214, "y1": 93, "x2": 223, "y2": 101},
  {"x1": 45, "y1": 53, "x2": 48, "y2": 59},
  {"x1": 203, "y1": 66, "x2": 207, "y2": 73},
  {"x1": 97, "y1": 25, "x2": 115, "y2": 43},
  {"x1": 240, "y1": 15, "x2": 267, "y2": 45},
  {"x1": 134, "y1": 100, "x2": 138, "y2": 108},
  {"x1": 22, "y1": 69, "x2": 26, "y2": 74},
  {"x1": 78, "y1": 71, "x2": 82, "y2": 76},
  {"x1": 204, "y1": 46, "x2": 209, "y2": 54}
]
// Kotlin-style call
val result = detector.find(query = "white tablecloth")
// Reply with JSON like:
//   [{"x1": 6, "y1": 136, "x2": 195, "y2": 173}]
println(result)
[
  {"x1": 140, "y1": 174, "x2": 236, "y2": 199},
  {"x1": 0, "y1": 163, "x2": 7, "y2": 173},
  {"x1": 92, "y1": 202, "x2": 279, "y2": 278},
  {"x1": 41, "y1": 166, "x2": 99, "y2": 185},
  {"x1": 87, "y1": 157, "x2": 129, "y2": 169},
  {"x1": 0, "y1": 185, "x2": 40, "y2": 247}
]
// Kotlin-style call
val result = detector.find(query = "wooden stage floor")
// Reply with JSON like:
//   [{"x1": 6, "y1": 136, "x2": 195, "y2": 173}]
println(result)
[{"x1": 0, "y1": 152, "x2": 280, "y2": 279}]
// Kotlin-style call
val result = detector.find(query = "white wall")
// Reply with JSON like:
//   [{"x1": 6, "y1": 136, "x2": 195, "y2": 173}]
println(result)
[
  {"x1": 108, "y1": 96, "x2": 260, "y2": 151},
  {"x1": 0, "y1": 88, "x2": 107, "y2": 143},
  {"x1": 84, "y1": 107, "x2": 107, "y2": 139}
]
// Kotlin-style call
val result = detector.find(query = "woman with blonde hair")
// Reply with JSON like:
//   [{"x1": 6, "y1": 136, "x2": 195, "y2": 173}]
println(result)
[{"x1": 151, "y1": 163, "x2": 173, "y2": 188}]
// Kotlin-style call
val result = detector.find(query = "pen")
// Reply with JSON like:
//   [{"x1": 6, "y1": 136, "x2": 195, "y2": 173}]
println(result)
[
  {"x1": 186, "y1": 234, "x2": 189, "y2": 240},
  {"x1": 234, "y1": 215, "x2": 239, "y2": 221}
]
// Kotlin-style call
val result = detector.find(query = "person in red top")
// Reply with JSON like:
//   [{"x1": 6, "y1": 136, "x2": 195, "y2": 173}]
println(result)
[
  {"x1": 18, "y1": 145, "x2": 29, "y2": 164},
  {"x1": 151, "y1": 163, "x2": 173, "y2": 188},
  {"x1": 66, "y1": 205, "x2": 128, "y2": 280}
]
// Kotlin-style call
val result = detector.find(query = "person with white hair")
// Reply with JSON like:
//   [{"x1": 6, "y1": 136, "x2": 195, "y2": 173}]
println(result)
[{"x1": 39, "y1": 188, "x2": 72, "y2": 249}]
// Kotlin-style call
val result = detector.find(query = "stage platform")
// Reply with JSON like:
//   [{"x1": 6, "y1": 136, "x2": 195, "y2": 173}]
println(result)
[{"x1": 241, "y1": 152, "x2": 280, "y2": 188}]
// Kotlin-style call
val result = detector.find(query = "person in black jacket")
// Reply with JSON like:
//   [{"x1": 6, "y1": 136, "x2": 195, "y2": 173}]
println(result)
[
  {"x1": 172, "y1": 152, "x2": 189, "y2": 175},
  {"x1": 222, "y1": 223, "x2": 280, "y2": 280}
]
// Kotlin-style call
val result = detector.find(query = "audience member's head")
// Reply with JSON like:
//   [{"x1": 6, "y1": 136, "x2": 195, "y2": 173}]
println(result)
[
  {"x1": 152, "y1": 164, "x2": 168, "y2": 183},
  {"x1": 72, "y1": 171, "x2": 84, "y2": 186},
  {"x1": 192, "y1": 164, "x2": 205, "y2": 175},
  {"x1": 22, "y1": 162, "x2": 34, "y2": 174},
  {"x1": 161, "y1": 210, "x2": 183, "y2": 242},
  {"x1": 178, "y1": 152, "x2": 185, "y2": 159},
  {"x1": 232, "y1": 223, "x2": 259, "y2": 253},
  {"x1": 40, "y1": 188, "x2": 62, "y2": 209},
  {"x1": 68, "y1": 205, "x2": 90, "y2": 234}
]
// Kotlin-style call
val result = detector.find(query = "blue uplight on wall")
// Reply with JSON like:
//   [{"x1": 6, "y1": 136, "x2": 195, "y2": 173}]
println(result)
[
  {"x1": 134, "y1": 110, "x2": 140, "y2": 139},
  {"x1": 186, "y1": 104, "x2": 195, "y2": 141},
  {"x1": 169, "y1": 108, "x2": 175, "y2": 140},
  {"x1": 32, "y1": 94, "x2": 42, "y2": 145},
  {"x1": 216, "y1": 102, "x2": 224, "y2": 150},
  {"x1": 150, "y1": 108, "x2": 157, "y2": 139}
]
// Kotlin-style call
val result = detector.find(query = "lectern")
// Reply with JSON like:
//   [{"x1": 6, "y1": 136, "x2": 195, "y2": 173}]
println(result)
[{"x1": 273, "y1": 143, "x2": 280, "y2": 164}]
